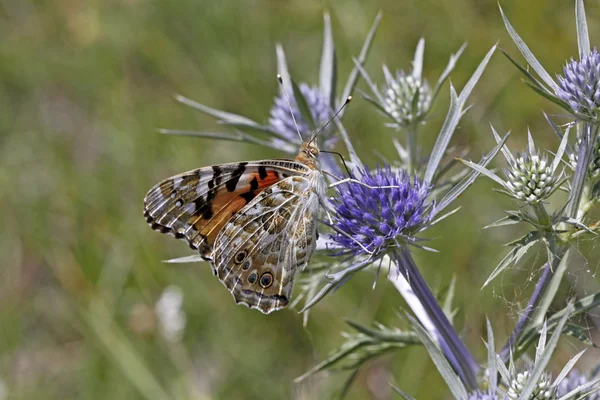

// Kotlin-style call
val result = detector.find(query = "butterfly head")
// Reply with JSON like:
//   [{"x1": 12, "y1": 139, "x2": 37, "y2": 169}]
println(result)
[{"x1": 296, "y1": 140, "x2": 320, "y2": 169}]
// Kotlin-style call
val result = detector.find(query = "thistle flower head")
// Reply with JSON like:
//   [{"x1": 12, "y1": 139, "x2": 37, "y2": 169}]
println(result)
[
  {"x1": 329, "y1": 166, "x2": 432, "y2": 256},
  {"x1": 504, "y1": 149, "x2": 557, "y2": 203},
  {"x1": 382, "y1": 68, "x2": 432, "y2": 126},
  {"x1": 557, "y1": 369, "x2": 600, "y2": 399},
  {"x1": 506, "y1": 370, "x2": 556, "y2": 400},
  {"x1": 268, "y1": 83, "x2": 331, "y2": 143},
  {"x1": 556, "y1": 47, "x2": 600, "y2": 120}
]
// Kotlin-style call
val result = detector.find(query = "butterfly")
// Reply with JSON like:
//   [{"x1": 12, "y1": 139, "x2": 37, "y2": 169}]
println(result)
[{"x1": 144, "y1": 134, "x2": 330, "y2": 314}]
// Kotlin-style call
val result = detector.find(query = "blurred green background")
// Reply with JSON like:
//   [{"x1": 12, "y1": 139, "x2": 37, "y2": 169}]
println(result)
[{"x1": 2, "y1": 0, "x2": 600, "y2": 398}]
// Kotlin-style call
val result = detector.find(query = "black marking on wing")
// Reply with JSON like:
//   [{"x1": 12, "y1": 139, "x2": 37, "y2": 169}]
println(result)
[
  {"x1": 226, "y1": 162, "x2": 248, "y2": 192},
  {"x1": 239, "y1": 176, "x2": 259, "y2": 203},
  {"x1": 258, "y1": 165, "x2": 268, "y2": 180}
]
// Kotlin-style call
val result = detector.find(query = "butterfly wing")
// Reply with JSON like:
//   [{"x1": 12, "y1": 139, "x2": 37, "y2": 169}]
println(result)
[
  {"x1": 144, "y1": 161, "x2": 310, "y2": 259},
  {"x1": 212, "y1": 171, "x2": 325, "y2": 314}
]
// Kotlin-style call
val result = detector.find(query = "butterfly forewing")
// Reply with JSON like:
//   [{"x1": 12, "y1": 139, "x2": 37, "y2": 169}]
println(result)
[
  {"x1": 212, "y1": 171, "x2": 323, "y2": 313},
  {"x1": 144, "y1": 161, "x2": 310, "y2": 259}
]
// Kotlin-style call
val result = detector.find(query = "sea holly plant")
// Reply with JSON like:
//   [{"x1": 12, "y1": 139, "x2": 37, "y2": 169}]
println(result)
[
  {"x1": 298, "y1": 45, "x2": 499, "y2": 391},
  {"x1": 354, "y1": 39, "x2": 466, "y2": 173}
]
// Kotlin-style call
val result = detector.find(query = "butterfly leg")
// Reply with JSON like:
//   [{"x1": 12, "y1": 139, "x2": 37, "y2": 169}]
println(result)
[
  {"x1": 322, "y1": 171, "x2": 400, "y2": 190},
  {"x1": 327, "y1": 177, "x2": 401, "y2": 190}
]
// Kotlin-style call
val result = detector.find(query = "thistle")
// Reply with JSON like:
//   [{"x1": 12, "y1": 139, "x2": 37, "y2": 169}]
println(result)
[
  {"x1": 461, "y1": 127, "x2": 568, "y2": 206},
  {"x1": 268, "y1": 83, "x2": 332, "y2": 144},
  {"x1": 504, "y1": 149, "x2": 557, "y2": 203},
  {"x1": 381, "y1": 67, "x2": 432, "y2": 127},
  {"x1": 329, "y1": 166, "x2": 433, "y2": 256},
  {"x1": 557, "y1": 48, "x2": 600, "y2": 121},
  {"x1": 356, "y1": 38, "x2": 465, "y2": 131},
  {"x1": 506, "y1": 370, "x2": 555, "y2": 400}
]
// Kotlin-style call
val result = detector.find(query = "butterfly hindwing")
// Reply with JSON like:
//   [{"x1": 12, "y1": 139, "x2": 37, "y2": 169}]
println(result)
[{"x1": 212, "y1": 172, "x2": 323, "y2": 314}]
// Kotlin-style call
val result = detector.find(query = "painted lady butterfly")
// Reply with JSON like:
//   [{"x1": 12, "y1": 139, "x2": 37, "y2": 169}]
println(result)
[{"x1": 144, "y1": 93, "x2": 342, "y2": 313}]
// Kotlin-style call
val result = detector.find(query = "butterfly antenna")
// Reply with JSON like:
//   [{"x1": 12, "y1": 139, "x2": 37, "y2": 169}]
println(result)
[
  {"x1": 308, "y1": 96, "x2": 352, "y2": 145},
  {"x1": 277, "y1": 74, "x2": 304, "y2": 142}
]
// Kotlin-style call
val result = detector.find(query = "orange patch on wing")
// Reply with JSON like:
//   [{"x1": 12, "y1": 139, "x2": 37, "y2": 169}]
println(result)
[{"x1": 192, "y1": 169, "x2": 283, "y2": 245}]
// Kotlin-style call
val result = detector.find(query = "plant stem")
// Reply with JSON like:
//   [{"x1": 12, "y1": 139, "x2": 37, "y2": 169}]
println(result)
[{"x1": 390, "y1": 247, "x2": 479, "y2": 390}]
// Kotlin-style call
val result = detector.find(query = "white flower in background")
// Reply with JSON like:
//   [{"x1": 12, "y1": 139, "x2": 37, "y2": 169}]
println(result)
[{"x1": 155, "y1": 285, "x2": 186, "y2": 342}]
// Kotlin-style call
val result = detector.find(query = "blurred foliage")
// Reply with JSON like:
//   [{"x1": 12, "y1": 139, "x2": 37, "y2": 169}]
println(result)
[{"x1": 2, "y1": 0, "x2": 600, "y2": 399}]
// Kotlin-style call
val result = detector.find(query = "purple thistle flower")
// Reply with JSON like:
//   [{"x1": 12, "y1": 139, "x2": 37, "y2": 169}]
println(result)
[
  {"x1": 329, "y1": 166, "x2": 432, "y2": 255},
  {"x1": 268, "y1": 83, "x2": 332, "y2": 143},
  {"x1": 556, "y1": 47, "x2": 600, "y2": 120},
  {"x1": 557, "y1": 370, "x2": 600, "y2": 399}
]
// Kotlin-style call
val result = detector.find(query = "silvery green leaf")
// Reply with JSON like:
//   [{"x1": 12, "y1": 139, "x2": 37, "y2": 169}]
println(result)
[
  {"x1": 433, "y1": 132, "x2": 509, "y2": 216},
  {"x1": 553, "y1": 350, "x2": 586, "y2": 390},
  {"x1": 457, "y1": 44, "x2": 496, "y2": 105},
  {"x1": 576, "y1": 0, "x2": 591, "y2": 58},
  {"x1": 163, "y1": 254, "x2": 207, "y2": 263},
  {"x1": 291, "y1": 79, "x2": 316, "y2": 131},
  {"x1": 358, "y1": 89, "x2": 396, "y2": 119},
  {"x1": 294, "y1": 336, "x2": 371, "y2": 383},
  {"x1": 275, "y1": 43, "x2": 293, "y2": 95},
  {"x1": 174, "y1": 94, "x2": 264, "y2": 128},
  {"x1": 483, "y1": 216, "x2": 521, "y2": 229},
  {"x1": 524, "y1": 80, "x2": 576, "y2": 111},
  {"x1": 566, "y1": 123, "x2": 597, "y2": 218},
  {"x1": 424, "y1": 84, "x2": 459, "y2": 185},
  {"x1": 518, "y1": 304, "x2": 572, "y2": 400},
  {"x1": 457, "y1": 158, "x2": 505, "y2": 186},
  {"x1": 319, "y1": 12, "x2": 336, "y2": 108},
  {"x1": 426, "y1": 207, "x2": 461, "y2": 229},
  {"x1": 431, "y1": 43, "x2": 467, "y2": 104},
  {"x1": 491, "y1": 124, "x2": 515, "y2": 164},
  {"x1": 532, "y1": 246, "x2": 572, "y2": 325},
  {"x1": 340, "y1": 12, "x2": 382, "y2": 115},
  {"x1": 424, "y1": 45, "x2": 495, "y2": 185},
  {"x1": 499, "y1": 48, "x2": 554, "y2": 96},
  {"x1": 552, "y1": 122, "x2": 571, "y2": 173},
  {"x1": 412, "y1": 38, "x2": 425, "y2": 81},
  {"x1": 343, "y1": 319, "x2": 420, "y2": 343},
  {"x1": 389, "y1": 383, "x2": 416, "y2": 400},
  {"x1": 353, "y1": 57, "x2": 385, "y2": 104},
  {"x1": 482, "y1": 232, "x2": 540, "y2": 288},
  {"x1": 301, "y1": 257, "x2": 375, "y2": 312},
  {"x1": 407, "y1": 314, "x2": 468, "y2": 400},
  {"x1": 159, "y1": 129, "x2": 246, "y2": 142},
  {"x1": 545, "y1": 112, "x2": 566, "y2": 141},
  {"x1": 486, "y1": 319, "x2": 498, "y2": 391},
  {"x1": 499, "y1": 4, "x2": 559, "y2": 92},
  {"x1": 496, "y1": 353, "x2": 511, "y2": 384}
]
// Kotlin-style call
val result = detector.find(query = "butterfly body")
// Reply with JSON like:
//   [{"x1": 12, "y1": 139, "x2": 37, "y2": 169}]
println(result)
[{"x1": 144, "y1": 141, "x2": 326, "y2": 313}]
